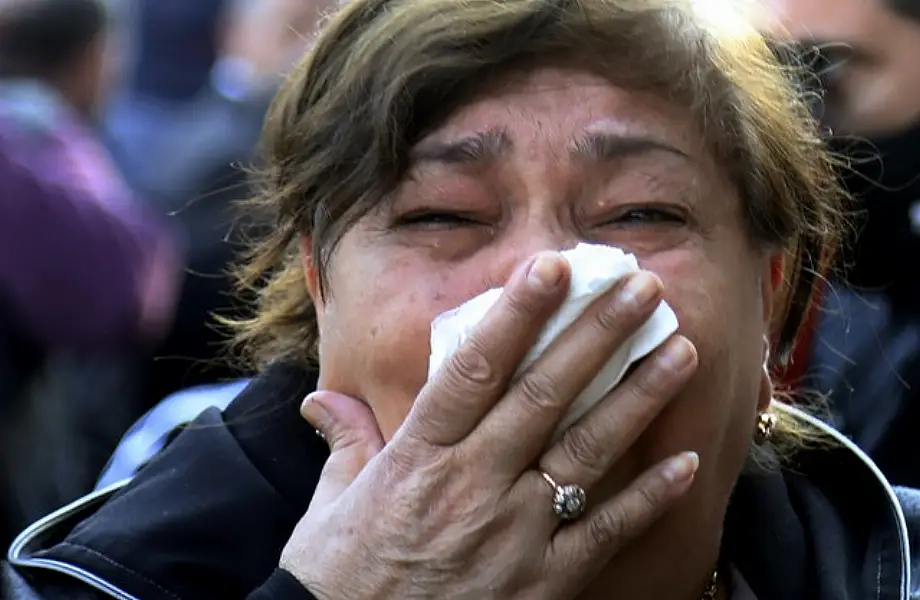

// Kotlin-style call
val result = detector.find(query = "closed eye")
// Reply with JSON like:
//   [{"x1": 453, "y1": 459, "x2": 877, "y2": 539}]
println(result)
[
  {"x1": 604, "y1": 207, "x2": 686, "y2": 226},
  {"x1": 396, "y1": 210, "x2": 482, "y2": 229}
]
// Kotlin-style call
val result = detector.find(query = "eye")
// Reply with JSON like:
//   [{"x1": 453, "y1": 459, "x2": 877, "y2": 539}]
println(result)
[
  {"x1": 397, "y1": 210, "x2": 481, "y2": 229},
  {"x1": 603, "y1": 206, "x2": 686, "y2": 227}
]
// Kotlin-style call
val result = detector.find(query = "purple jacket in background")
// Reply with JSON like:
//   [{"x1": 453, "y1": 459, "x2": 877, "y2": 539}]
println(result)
[{"x1": 0, "y1": 80, "x2": 183, "y2": 351}]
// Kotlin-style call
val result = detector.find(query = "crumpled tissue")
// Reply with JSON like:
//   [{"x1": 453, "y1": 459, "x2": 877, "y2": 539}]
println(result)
[{"x1": 427, "y1": 243, "x2": 679, "y2": 440}]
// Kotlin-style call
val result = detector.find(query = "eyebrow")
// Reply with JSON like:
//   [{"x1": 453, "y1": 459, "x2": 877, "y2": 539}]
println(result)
[
  {"x1": 570, "y1": 133, "x2": 690, "y2": 163},
  {"x1": 410, "y1": 129, "x2": 512, "y2": 165}
]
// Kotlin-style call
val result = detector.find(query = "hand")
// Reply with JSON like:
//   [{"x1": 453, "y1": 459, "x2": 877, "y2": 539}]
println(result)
[{"x1": 280, "y1": 251, "x2": 700, "y2": 599}]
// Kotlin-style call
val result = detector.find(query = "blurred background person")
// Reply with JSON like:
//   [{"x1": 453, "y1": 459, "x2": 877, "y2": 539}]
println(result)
[
  {"x1": 0, "y1": 0, "x2": 182, "y2": 548},
  {"x1": 98, "y1": 0, "x2": 244, "y2": 414},
  {"x1": 760, "y1": 0, "x2": 920, "y2": 487},
  {"x1": 0, "y1": 0, "x2": 336, "y2": 551},
  {"x1": 103, "y1": 0, "x2": 228, "y2": 198},
  {"x1": 93, "y1": 0, "x2": 335, "y2": 487},
  {"x1": 102, "y1": 0, "x2": 335, "y2": 416}
]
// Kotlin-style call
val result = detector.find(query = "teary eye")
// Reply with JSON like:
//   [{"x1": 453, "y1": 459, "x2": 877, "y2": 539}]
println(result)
[
  {"x1": 397, "y1": 210, "x2": 482, "y2": 229},
  {"x1": 606, "y1": 207, "x2": 686, "y2": 226}
]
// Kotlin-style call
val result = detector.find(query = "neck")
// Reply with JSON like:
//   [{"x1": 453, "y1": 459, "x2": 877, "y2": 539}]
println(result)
[
  {"x1": 574, "y1": 515, "x2": 725, "y2": 600},
  {"x1": 578, "y1": 565, "x2": 727, "y2": 600}
]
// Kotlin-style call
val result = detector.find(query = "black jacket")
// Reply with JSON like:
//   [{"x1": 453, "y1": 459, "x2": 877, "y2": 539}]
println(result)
[
  {"x1": 811, "y1": 122, "x2": 920, "y2": 489},
  {"x1": 4, "y1": 364, "x2": 920, "y2": 599},
  {"x1": 808, "y1": 288, "x2": 920, "y2": 489}
]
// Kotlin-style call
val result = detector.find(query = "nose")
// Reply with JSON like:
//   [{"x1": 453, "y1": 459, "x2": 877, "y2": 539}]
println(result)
[{"x1": 488, "y1": 222, "x2": 580, "y2": 288}]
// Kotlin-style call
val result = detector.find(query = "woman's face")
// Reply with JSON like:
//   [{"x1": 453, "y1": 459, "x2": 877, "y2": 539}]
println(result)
[{"x1": 304, "y1": 66, "x2": 778, "y2": 564}]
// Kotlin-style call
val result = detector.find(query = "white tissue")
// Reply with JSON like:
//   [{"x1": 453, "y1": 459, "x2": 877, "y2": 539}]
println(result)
[{"x1": 427, "y1": 243, "x2": 679, "y2": 440}]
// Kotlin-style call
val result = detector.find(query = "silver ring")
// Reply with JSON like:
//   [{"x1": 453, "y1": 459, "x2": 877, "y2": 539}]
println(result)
[{"x1": 541, "y1": 472, "x2": 587, "y2": 521}]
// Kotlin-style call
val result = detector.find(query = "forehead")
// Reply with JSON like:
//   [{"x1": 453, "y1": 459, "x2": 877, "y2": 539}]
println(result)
[{"x1": 418, "y1": 67, "x2": 706, "y2": 158}]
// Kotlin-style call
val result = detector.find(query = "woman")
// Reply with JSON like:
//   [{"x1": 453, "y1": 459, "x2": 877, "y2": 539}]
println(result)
[{"x1": 5, "y1": 0, "x2": 919, "y2": 598}]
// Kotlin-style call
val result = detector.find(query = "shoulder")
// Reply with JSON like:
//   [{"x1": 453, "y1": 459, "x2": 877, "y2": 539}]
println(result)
[
  {"x1": 96, "y1": 379, "x2": 250, "y2": 488},
  {"x1": 7, "y1": 365, "x2": 325, "y2": 600},
  {"x1": 769, "y1": 404, "x2": 915, "y2": 599}
]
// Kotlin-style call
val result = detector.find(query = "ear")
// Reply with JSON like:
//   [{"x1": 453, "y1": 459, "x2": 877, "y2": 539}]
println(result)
[
  {"x1": 758, "y1": 251, "x2": 785, "y2": 412},
  {"x1": 299, "y1": 235, "x2": 324, "y2": 320}
]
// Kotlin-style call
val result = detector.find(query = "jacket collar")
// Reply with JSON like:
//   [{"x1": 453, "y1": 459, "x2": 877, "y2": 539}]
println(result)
[{"x1": 726, "y1": 402, "x2": 913, "y2": 599}]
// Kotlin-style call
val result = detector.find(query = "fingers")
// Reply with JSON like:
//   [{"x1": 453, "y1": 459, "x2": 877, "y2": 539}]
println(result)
[
  {"x1": 302, "y1": 391, "x2": 386, "y2": 508},
  {"x1": 472, "y1": 271, "x2": 663, "y2": 473},
  {"x1": 545, "y1": 451, "x2": 699, "y2": 578},
  {"x1": 399, "y1": 252, "x2": 570, "y2": 447},
  {"x1": 538, "y1": 335, "x2": 698, "y2": 488}
]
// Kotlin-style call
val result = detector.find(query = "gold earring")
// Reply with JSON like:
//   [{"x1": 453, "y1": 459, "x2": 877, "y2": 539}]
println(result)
[{"x1": 755, "y1": 411, "x2": 776, "y2": 444}]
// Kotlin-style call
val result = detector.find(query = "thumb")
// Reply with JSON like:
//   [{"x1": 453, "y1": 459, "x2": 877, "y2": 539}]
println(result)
[{"x1": 301, "y1": 391, "x2": 385, "y2": 506}]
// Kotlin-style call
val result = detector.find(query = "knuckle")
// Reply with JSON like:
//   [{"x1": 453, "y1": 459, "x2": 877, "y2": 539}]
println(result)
[
  {"x1": 630, "y1": 369, "x2": 665, "y2": 402},
  {"x1": 585, "y1": 482, "x2": 666, "y2": 552},
  {"x1": 625, "y1": 361, "x2": 683, "y2": 411},
  {"x1": 635, "y1": 484, "x2": 663, "y2": 516},
  {"x1": 515, "y1": 370, "x2": 563, "y2": 414},
  {"x1": 443, "y1": 339, "x2": 501, "y2": 389},
  {"x1": 559, "y1": 424, "x2": 606, "y2": 474},
  {"x1": 592, "y1": 299, "x2": 638, "y2": 336},
  {"x1": 586, "y1": 507, "x2": 626, "y2": 552},
  {"x1": 501, "y1": 285, "x2": 542, "y2": 320}
]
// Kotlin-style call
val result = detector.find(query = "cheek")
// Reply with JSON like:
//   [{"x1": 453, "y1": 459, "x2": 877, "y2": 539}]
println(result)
[
  {"x1": 317, "y1": 248, "x2": 495, "y2": 440},
  {"x1": 638, "y1": 247, "x2": 765, "y2": 469},
  {"x1": 628, "y1": 247, "x2": 767, "y2": 546}
]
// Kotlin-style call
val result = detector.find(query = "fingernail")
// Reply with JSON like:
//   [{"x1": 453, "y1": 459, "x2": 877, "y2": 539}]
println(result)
[
  {"x1": 527, "y1": 252, "x2": 565, "y2": 293},
  {"x1": 620, "y1": 271, "x2": 660, "y2": 308},
  {"x1": 659, "y1": 336, "x2": 696, "y2": 372},
  {"x1": 662, "y1": 451, "x2": 699, "y2": 484}
]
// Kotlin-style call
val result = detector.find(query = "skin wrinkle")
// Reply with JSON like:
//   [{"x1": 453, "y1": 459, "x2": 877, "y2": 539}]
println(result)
[
  {"x1": 305, "y1": 66, "x2": 775, "y2": 600},
  {"x1": 235, "y1": 4, "x2": 848, "y2": 597},
  {"x1": 385, "y1": 131, "x2": 710, "y2": 263},
  {"x1": 232, "y1": 0, "x2": 845, "y2": 378}
]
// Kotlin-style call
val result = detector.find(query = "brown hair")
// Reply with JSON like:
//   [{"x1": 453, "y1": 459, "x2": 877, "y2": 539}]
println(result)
[{"x1": 230, "y1": 0, "x2": 847, "y2": 442}]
